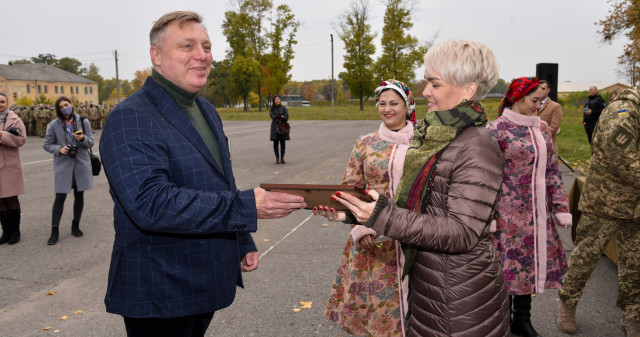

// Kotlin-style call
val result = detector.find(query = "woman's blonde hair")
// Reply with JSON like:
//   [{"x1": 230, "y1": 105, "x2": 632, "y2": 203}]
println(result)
[{"x1": 424, "y1": 40, "x2": 499, "y2": 101}]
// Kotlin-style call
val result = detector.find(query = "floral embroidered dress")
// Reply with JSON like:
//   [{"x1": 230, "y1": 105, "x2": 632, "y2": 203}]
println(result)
[
  {"x1": 487, "y1": 108, "x2": 572, "y2": 295},
  {"x1": 326, "y1": 122, "x2": 413, "y2": 337}
]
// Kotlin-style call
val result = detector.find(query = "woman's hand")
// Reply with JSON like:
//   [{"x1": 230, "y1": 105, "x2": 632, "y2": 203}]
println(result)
[
  {"x1": 59, "y1": 145, "x2": 69, "y2": 155},
  {"x1": 313, "y1": 206, "x2": 345, "y2": 222},
  {"x1": 74, "y1": 133, "x2": 85, "y2": 142},
  {"x1": 331, "y1": 190, "x2": 380, "y2": 224},
  {"x1": 357, "y1": 234, "x2": 377, "y2": 251}
]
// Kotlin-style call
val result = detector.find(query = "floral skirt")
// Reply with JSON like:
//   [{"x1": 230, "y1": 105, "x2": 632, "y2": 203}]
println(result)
[{"x1": 325, "y1": 235, "x2": 404, "y2": 336}]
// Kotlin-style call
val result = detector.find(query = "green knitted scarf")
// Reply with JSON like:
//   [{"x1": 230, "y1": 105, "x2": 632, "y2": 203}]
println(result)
[{"x1": 394, "y1": 100, "x2": 488, "y2": 278}]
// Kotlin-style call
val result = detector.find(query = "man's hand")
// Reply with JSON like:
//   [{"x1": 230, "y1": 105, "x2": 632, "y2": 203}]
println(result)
[
  {"x1": 241, "y1": 251, "x2": 258, "y2": 272},
  {"x1": 254, "y1": 188, "x2": 306, "y2": 219}
]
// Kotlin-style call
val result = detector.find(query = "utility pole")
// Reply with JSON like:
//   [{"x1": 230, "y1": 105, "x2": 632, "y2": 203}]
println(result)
[
  {"x1": 331, "y1": 34, "x2": 334, "y2": 117},
  {"x1": 114, "y1": 50, "x2": 121, "y2": 103}
]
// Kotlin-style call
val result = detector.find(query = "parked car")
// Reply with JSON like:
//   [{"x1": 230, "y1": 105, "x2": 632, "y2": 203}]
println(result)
[{"x1": 301, "y1": 101, "x2": 310, "y2": 107}]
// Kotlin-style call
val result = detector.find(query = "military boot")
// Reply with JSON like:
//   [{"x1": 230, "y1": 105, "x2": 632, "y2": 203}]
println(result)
[{"x1": 557, "y1": 301, "x2": 577, "y2": 334}]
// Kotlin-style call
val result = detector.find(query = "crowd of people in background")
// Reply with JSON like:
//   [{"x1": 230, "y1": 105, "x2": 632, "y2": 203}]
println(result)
[{"x1": 8, "y1": 103, "x2": 111, "y2": 137}]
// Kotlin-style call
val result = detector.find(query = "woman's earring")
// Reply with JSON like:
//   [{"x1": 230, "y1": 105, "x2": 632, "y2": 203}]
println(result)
[{"x1": 463, "y1": 98, "x2": 468, "y2": 102}]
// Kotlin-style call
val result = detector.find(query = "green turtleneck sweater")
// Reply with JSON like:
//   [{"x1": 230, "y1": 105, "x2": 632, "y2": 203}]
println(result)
[{"x1": 150, "y1": 69, "x2": 224, "y2": 176}]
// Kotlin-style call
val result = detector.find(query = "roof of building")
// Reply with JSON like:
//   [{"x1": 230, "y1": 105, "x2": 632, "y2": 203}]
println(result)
[
  {"x1": 557, "y1": 81, "x2": 630, "y2": 93},
  {"x1": 0, "y1": 63, "x2": 96, "y2": 84}
]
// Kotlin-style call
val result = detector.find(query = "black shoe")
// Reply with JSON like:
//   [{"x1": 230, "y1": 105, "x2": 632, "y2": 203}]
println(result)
[
  {"x1": 280, "y1": 157, "x2": 285, "y2": 164},
  {"x1": 511, "y1": 295, "x2": 542, "y2": 337},
  {"x1": 71, "y1": 221, "x2": 84, "y2": 237},
  {"x1": 6, "y1": 209, "x2": 21, "y2": 245},
  {"x1": 0, "y1": 211, "x2": 9, "y2": 245},
  {"x1": 275, "y1": 157, "x2": 280, "y2": 164},
  {"x1": 47, "y1": 227, "x2": 59, "y2": 245}
]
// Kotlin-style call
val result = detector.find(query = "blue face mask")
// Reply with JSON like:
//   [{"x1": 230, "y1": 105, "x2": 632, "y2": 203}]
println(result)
[{"x1": 61, "y1": 106, "x2": 73, "y2": 116}]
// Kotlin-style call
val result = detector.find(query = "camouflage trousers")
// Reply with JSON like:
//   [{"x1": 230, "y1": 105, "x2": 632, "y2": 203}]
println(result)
[{"x1": 558, "y1": 212, "x2": 640, "y2": 320}]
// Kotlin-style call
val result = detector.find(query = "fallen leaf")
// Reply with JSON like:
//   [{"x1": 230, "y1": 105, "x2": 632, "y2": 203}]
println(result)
[
  {"x1": 60, "y1": 315, "x2": 68, "y2": 320},
  {"x1": 43, "y1": 327, "x2": 52, "y2": 330},
  {"x1": 262, "y1": 238, "x2": 270, "y2": 242},
  {"x1": 74, "y1": 310, "x2": 84, "y2": 315},
  {"x1": 322, "y1": 224, "x2": 329, "y2": 227},
  {"x1": 531, "y1": 294, "x2": 536, "y2": 297},
  {"x1": 292, "y1": 308, "x2": 301, "y2": 312},
  {"x1": 300, "y1": 301, "x2": 312, "y2": 308},
  {"x1": 47, "y1": 292, "x2": 57, "y2": 296},
  {"x1": 326, "y1": 177, "x2": 332, "y2": 179},
  {"x1": 274, "y1": 172, "x2": 280, "y2": 174},
  {"x1": 54, "y1": 330, "x2": 61, "y2": 333}
]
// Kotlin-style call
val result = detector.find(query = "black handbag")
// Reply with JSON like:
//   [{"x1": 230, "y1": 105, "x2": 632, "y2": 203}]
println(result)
[
  {"x1": 79, "y1": 117, "x2": 101, "y2": 176},
  {"x1": 89, "y1": 148, "x2": 102, "y2": 176}
]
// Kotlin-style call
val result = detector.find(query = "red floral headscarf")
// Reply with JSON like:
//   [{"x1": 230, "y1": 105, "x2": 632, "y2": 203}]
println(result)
[{"x1": 498, "y1": 77, "x2": 540, "y2": 114}]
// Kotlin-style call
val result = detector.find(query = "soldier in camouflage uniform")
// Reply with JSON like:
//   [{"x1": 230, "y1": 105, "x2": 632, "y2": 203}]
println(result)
[
  {"x1": 557, "y1": 85, "x2": 640, "y2": 336},
  {"x1": 88, "y1": 104, "x2": 98, "y2": 130},
  {"x1": 27, "y1": 106, "x2": 37, "y2": 136}
]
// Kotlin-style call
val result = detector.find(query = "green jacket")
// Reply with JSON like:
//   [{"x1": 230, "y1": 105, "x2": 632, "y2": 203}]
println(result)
[{"x1": 579, "y1": 85, "x2": 640, "y2": 220}]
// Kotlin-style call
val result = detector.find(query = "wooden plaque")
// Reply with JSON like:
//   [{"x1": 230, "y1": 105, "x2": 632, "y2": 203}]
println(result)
[{"x1": 259, "y1": 184, "x2": 374, "y2": 210}]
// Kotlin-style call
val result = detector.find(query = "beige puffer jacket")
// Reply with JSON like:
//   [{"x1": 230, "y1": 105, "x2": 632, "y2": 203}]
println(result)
[{"x1": 371, "y1": 126, "x2": 509, "y2": 337}]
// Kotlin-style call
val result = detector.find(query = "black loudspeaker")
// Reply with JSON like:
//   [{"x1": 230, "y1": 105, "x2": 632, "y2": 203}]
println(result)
[{"x1": 536, "y1": 63, "x2": 558, "y2": 101}]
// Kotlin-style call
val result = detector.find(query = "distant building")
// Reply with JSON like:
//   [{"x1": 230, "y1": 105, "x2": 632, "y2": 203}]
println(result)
[
  {"x1": 0, "y1": 63, "x2": 98, "y2": 104},
  {"x1": 557, "y1": 81, "x2": 630, "y2": 99}
]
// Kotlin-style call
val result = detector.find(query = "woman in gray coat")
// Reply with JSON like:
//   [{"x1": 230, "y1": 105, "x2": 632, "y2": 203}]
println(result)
[{"x1": 43, "y1": 96, "x2": 94, "y2": 245}]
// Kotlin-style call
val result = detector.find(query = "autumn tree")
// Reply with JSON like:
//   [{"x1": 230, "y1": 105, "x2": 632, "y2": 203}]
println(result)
[
  {"x1": 336, "y1": 0, "x2": 377, "y2": 110},
  {"x1": 223, "y1": 0, "x2": 267, "y2": 110},
  {"x1": 263, "y1": 4, "x2": 300, "y2": 101},
  {"x1": 375, "y1": 0, "x2": 426, "y2": 84},
  {"x1": 222, "y1": 0, "x2": 299, "y2": 110},
  {"x1": 597, "y1": 0, "x2": 640, "y2": 84},
  {"x1": 301, "y1": 81, "x2": 319, "y2": 101},
  {"x1": 131, "y1": 67, "x2": 152, "y2": 93},
  {"x1": 228, "y1": 56, "x2": 261, "y2": 110},
  {"x1": 489, "y1": 78, "x2": 508, "y2": 94}
]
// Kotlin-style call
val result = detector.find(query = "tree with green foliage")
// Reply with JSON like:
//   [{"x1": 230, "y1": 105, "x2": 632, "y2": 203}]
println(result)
[
  {"x1": 207, "y1": 60, "x2": 232, "y2": 107},
  {"x1": 597, "y1": 0, "x2": 640, "y2": 84},
  {"x1": 263, "y1": 4, "x2": 300, "y2": 101},
  {"x1": 30, "y1": 53, "x2": 57, "y2": 65},
  {"x1": 56, "y1": 57, "x2": 86, "y2": 75},
  {"x1": 83, "y1": 63, "x2": 105, "y2": 103},
  {"x1": 336, "y1": 0, "x2": 377, "y2": 111},
  {"x1": 228, "y1": 55, "x2": 261, "y2": 111},
  {"x1": 223, "y1": 0, "x2": 270, "y2": 110},
  {"x1": 489, "y1": 78, "x2": 508, "y2": 94},
  {"x1": 375, "y1": 0, "x2": 426, "y2": 84},
  {"x1": 223, "y1": 0, "x2": 299, "y2": 111}
]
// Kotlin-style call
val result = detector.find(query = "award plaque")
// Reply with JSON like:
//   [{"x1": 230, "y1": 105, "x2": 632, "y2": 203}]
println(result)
[{"x1": 259, "y1": 184, "x2": 374, "y2": 211}]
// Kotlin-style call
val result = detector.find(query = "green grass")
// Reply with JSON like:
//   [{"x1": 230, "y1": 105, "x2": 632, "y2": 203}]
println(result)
[{"x1": 218, "y1": 98, "x2": 591, "y2": 174}]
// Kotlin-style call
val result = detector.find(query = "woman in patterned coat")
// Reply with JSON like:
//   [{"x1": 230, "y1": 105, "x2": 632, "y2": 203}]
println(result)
[
  {"x1": 316, "y1": 79, "x2": 416, "y2": 336},
  {"x1": 488, "y1": 77, "x2": 572, "y2": 337}
]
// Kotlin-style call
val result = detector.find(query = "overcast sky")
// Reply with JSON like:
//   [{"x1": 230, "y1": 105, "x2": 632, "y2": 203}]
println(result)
[{"x1": 1, "y1": 0, "x2": 628, "y2": 85}]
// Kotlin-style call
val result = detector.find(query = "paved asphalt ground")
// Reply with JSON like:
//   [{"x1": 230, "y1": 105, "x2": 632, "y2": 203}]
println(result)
[{"x1": 0, "y1": 120, "x2": 624, "y2": 336}]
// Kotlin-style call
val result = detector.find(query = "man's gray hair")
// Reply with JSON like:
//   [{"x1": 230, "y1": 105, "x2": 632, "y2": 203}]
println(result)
[{"x1": 150, "y1": 11, "x2": 203, "y2": 46}]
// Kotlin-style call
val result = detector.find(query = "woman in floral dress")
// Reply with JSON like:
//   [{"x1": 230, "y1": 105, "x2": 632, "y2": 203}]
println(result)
[
  {"x1": 488, "y1": 77, "x2": 572, "y2": 337},
  {"x1": 315, "y1": 80, "x2": 415, "y2": 336}
]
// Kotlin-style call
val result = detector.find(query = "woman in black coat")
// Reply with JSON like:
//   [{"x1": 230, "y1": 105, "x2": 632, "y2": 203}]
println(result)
[{"x1": 269, "y1": 95, "x2": 290, "y2": 164}]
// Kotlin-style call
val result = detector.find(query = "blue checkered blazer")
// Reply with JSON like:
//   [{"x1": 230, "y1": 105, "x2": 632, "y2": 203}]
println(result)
[{"x1": 100, "y1": 78, "x2": 257, "y2": 318}]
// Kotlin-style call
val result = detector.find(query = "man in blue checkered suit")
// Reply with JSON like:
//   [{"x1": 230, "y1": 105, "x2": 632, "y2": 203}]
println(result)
[{"x1": 99, "y1": 11, "x2": 306, "y2": 337}]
